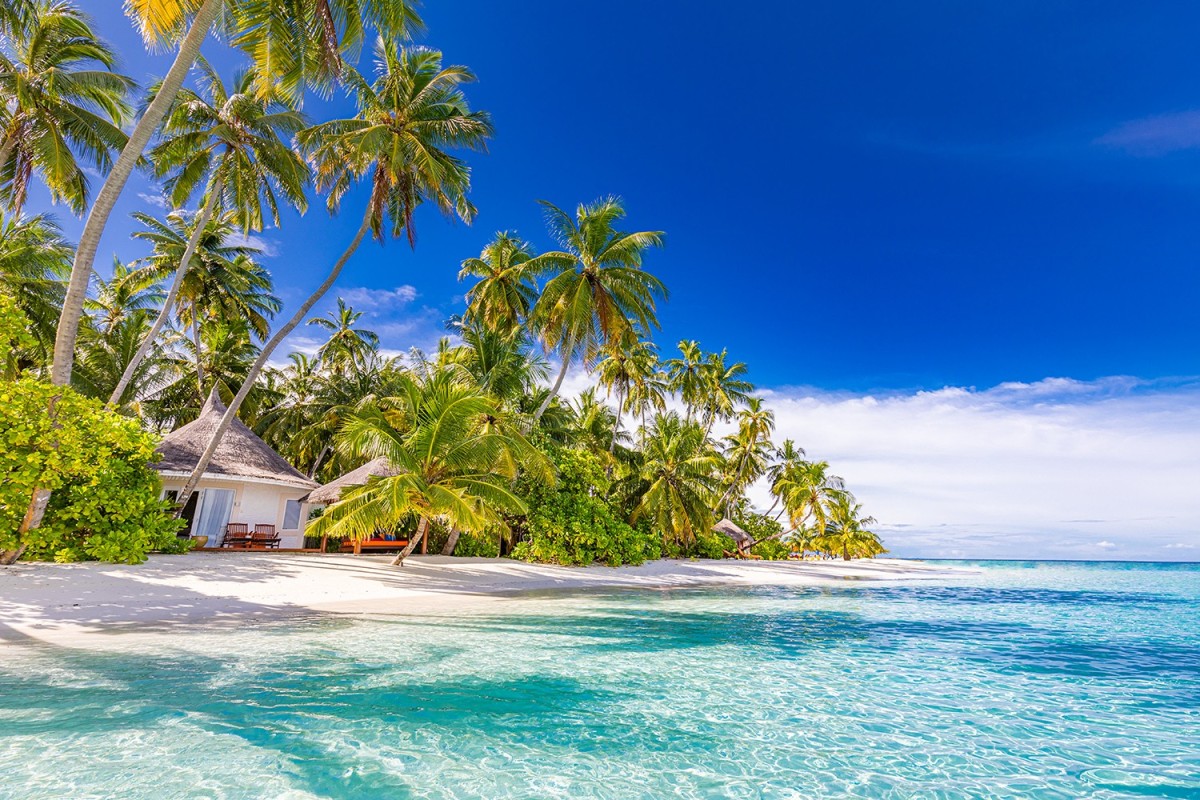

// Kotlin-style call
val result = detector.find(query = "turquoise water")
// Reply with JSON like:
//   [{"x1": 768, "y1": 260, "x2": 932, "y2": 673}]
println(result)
[{"x1": 1, "y1": 561, "x2": 1198, "y2": 799}]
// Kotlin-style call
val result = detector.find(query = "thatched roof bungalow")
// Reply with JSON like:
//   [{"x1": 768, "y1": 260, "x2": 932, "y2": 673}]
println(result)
[
  {"x1": 155, "y1": 391, "x2": 319, "y2": 547},
  {"x1": 303, "y1": 458, "x2": 400, "y2": 506}
]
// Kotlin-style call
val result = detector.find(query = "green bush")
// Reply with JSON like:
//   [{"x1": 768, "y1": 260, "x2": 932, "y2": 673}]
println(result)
[
  {"x1": 512, "y1": 447, "x2": 659, "y2": 567},
  {"x1": 454, "y1": 529, "x2": 500, "y2": 558},
  {"x1": 0, "y1": 378, "x2": 184, "y2": 563}
]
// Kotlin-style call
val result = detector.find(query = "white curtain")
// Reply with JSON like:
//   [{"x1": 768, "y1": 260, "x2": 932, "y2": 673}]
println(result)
[{"x1": 195, "y1": 489, "x2": 235, "y2": 544}]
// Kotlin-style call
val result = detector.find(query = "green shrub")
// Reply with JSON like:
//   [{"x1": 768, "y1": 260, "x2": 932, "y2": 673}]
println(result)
[
  {"x1": 454, "y1": 529, "x2": 500, "y2": 558},
  {"x1": 0, "y1": 378, "x2": 184, "y2": 563},
  {"x1": 512, "y1": 447, "x2": 659, "y2": 567}
]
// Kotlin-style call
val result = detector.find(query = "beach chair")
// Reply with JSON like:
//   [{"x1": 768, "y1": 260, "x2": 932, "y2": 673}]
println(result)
[
  {"x1": 251, "y1": 524, "x2": 281, "y2": 549},
  {"x1": 222, "y1": 523, "x2": 251, "y2": 548}
]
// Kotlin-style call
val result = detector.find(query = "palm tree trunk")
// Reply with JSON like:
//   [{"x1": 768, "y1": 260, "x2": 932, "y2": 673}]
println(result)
[
  {"x1": 393, "y1": 516, "x2": 429, "y2": 566},
  {"x1": 173, "y1": 207, "x2": 374, "y2": 513},
  {"x1": 108, "y1": 191, "x2": 220, "y2": 407},
  {"x1": 532, "y1": 335, "x2": 574, "y2": 422},
  {"x1": 191, "y1": 317, "x2": 205, "y2": 395},
  {"x1": 609, "y1": 386, "x2": 623, "y2": 455},
  {"x1": 441, "y1": 527, "x2": 461, "y2": 556},
  {"x1": 50, "y1": 0, "x2": 221, "y2": 388},
  {"x1": 0, "y1": 136, "x2": 14, "y2": 185},
  {"x1": 308, "y1": 444, "x2": 333, "y2": 479},
  {"x1": 843, "y1": 545, "x2": 850, "y2": 562}
]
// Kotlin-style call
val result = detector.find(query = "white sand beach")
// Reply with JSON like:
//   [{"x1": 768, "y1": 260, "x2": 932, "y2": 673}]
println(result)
[{"x1": 0, "y1": 554, "x2": 969, "y2": 646}]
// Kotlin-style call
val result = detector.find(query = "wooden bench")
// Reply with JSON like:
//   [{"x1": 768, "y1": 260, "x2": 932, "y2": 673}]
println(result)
[
  {"x1": 340, "y1": 538, "x2": 410, "y2": 554},
  {"x1": 251, "y1": 525, "x2": 281, "y2": 549},
  {"x1": 222, "y1": 523, "x2": 251, "y2": 548}
]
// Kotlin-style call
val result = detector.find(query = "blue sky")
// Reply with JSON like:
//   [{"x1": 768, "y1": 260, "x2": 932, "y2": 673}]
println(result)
[{"x1": 34, "y1": 1, "x2": 1200, "y2": 557}]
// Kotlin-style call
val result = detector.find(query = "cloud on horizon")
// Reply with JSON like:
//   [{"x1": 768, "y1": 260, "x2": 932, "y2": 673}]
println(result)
[{"x1": 752, "y1": 376, "x2": 1200, "y2": 561}]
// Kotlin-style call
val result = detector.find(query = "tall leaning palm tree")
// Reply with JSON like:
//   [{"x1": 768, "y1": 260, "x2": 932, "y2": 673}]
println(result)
[
  {"x1": 50, "y1": 0, "x2": 423, "y2": 388},
  {"x1": 174, "y1": 41, "x2": 493, "y2": 512},
  {"x1": 529, "y1": 197, "x2": 666, "y2": 422},
  {"x1": 107, "y1": 59, "x2": 308, "y2": 406}
]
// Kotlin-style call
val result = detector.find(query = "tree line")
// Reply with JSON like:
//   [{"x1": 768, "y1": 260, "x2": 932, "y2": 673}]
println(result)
[{"x1": 0, "y1": 0, "x2": 884, "y2": 564}]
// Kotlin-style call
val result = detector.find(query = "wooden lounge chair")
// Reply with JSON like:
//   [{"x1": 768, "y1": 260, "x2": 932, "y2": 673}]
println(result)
[
  {"x1": 251, "y1": 524, "x2": 281, "y2": 549},
  {"x1": 340, "y1": 537, "x2": 410, "y2": 554},
  {"x1": 222, "y1": 523, "x2": 251, "y2": 548}
]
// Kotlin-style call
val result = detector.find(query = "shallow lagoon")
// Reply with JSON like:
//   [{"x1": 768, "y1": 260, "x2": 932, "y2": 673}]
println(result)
[{"x1": 1, "y1": 561, "x2": 1198, "y2": 799}]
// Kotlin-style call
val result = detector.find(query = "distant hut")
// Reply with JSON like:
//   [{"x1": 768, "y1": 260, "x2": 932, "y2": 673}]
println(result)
[
  {"x1": 712, "y1": 518, "x2": 761, "y2": 559},
  {"x1": 154, "y1": 391, "x2": 319, "y2": 547}
]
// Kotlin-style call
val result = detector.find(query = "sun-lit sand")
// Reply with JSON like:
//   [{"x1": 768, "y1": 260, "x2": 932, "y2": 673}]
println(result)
[{"x1": 0, "y1": 554, "x2": 970, "y2": 646}]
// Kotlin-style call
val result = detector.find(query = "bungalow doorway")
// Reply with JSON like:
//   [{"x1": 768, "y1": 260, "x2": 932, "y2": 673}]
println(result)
[{"x1": 193, "y1": 489, "x2": 236, "y2": 546}]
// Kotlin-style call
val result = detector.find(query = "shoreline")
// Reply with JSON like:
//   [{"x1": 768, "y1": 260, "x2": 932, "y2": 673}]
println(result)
[{"x1": 0, "y1": 554, "x2": 972, "y2": 647}]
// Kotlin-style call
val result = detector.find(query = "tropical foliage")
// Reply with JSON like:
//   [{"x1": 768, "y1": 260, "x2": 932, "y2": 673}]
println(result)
[{"x1": 0, "y1": 0, "x2": 885, "y2": 564}]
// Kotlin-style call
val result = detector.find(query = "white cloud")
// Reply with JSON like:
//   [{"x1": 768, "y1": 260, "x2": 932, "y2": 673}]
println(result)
[
  {"x1": 748, "y1": 376, "x2": 1200, "y2": 561},
  {"x1": 1095, "y1": 110, "x2": 1200, "y2": 156},
  {"x1": 340, "y1": 285, "x2": 419, "y2": 311},
  {"x1": 137, "y1": 192, "x2": 170, "y2": 210},
  {"x1": 226, "y1": 231, "x2": 279, "y2": 258},
  {"x1": 1164, "y1": 543, "x2": 1196, "y2": 550}
]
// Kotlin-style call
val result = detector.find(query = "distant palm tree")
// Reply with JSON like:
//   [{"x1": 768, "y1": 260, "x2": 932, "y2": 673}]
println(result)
[
  {"x1": 131, "y1": 210, "x2": 279, "y2": 391},
  {"x1": 569, "y1": 386, "x2": 626, "y2": 461},
  {"x1": 698, "y1": 348, "x2": 752, "y2": 438},
  {"x1": 0, "y1": 1, "x2": 133, "y2": 214},
  {"x1": 632, "y1": 412, "x2": 721, "y2": 544},
  {"x1": 0, "y1": 212, "x2": 69, "y2": 367},
  {"x1": 459, "y1": 232, "x2": 540, "y2": 335},
  {"x1": 175, "y1": 42, "x2": 492, "y2": 512},
  {"x1": 309, "y1": 298, "x2": 379, "y2": 370},
  {"x1": 717, "y1": 398, "x2": 775, "y2": 515},
  {"x1": 665, "y1": 340, "x2": 707, "y2": 422},
  {"x1": 596, "y1": 335, "x2": 659, "y2": 454},
  {"x1": 309, "y1": 366, "x2": 548, "y2": 565},
  {"x1": 764, "y1": 438, "x2": 806, "y2": 518},
  {"x1": 774, "y1": 459, "x2": 846, "y2": 538},
  {"x1": 818, "y1": 494, "x2": 884, "y2": 561},
  {"x1": 108, "y1": 58, "x2": 308, "y2": 406},
  {"x1": 529, "y1": 197, "x2": 666, "y2": 422}
]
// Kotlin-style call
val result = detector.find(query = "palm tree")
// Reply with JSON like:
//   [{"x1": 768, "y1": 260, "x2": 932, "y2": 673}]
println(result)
[
  {"x1": 108, "y1": 58, "x2": 308, "y2": 406},
  {"x1": 0, "y1": 212, "x2": 69, "y2": 367},
  {"x1": 309, "y1": 298, "x2": 379, "y2": 370},
  {"x1": 665, "y1": 340, "x2": 707, "y2": 422},
  {"x1": 716, "y1": 398, "x2": 775, "y2": 515},
  {"x1": 596, "y1": 334, "x2": 658, "y2": 455},
  {"x1": 175, "y1": 42, "x2": 493, "y2": 512},
  {"x1": 51, "y1": 0, "x2": 423, "y2": 388},
  {"x1": 818, "y1": 494, "x2": 884, "y2": 561},
  {"x1": 529, "y1": 197, "x2": 666, "y2": 422},
  {"x1": 774, "y1": 459, "x2": 846, "y2": 538},
  {"x1": 631, "y1": 412, "x2": 721, "y2": 545},
  {"x1": 764, "y1": 438, "x2": 806, "y2": 518},
  {"x1": 698, "y1": 348, "x2": 752, "y2": 438},
  {"x1": 131, "y1": 209, "x2": 279, "y2": 391},
  {"x1": 442, "y1": 324, "x2": 546, "y2": 406},
  {"x1": 0, "y1": 1, "x2": 133, "y2": 214},
  {"x1": 569, "y1": 386, "x2": 626, "y2": 461},
  {"x1": 308, "y1": 366, "x2": 548, "y2": 565},
  {"x1": 459, "y1": 231, "x2": 540, "y2": 335}
]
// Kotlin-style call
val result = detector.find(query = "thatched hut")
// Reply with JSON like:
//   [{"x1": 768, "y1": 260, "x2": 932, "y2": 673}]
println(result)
[
  {"x1": 155, "y1": 391, "x2": 319, "y2": 547},
  {"x1": 713, "y1": 518, "x2": 759, "y2": 558},
  {"x1": 303, "y1": 458, "x2": 400, "y2": 505}
]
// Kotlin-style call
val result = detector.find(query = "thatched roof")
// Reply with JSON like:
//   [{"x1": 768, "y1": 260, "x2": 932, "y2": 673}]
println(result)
[
  {"x1": 713, "y1": 518, "x2": 754, "y2": 549},
  {"x1": 154, "y1": 390, "x2": 318, "y2": 489},
  {"x1": 304, "y1": 457, "x2": 400, "y2": 504}
]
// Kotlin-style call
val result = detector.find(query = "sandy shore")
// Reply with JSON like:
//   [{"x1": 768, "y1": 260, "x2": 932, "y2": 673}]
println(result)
[{"x1": 0, "y1": 554, "x2": 970, "y2": 646}]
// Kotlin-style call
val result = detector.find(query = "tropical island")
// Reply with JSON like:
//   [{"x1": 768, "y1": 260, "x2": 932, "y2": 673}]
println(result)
[{"x1": 0, "y1": 0, "x2": 886, "y2": 571}]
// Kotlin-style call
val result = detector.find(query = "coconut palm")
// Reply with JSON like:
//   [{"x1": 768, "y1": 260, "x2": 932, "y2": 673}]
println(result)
[
  {"x1": 716, "y1": 398, "x2": 776, "y2": 515},
  {"x1": 51, "y1": 0, "x2": 423, "y2": 388},
  {"x1": 175, "y1": 42, "x2": 493, "y2": 511},
  {"x1": 774, "y1": 459, "x2": 846, "y2": 537},
  {"x1": 698, "y1": 348, "x2": 752, "y2": 437},
  {"x1": 309, "y1": 298, "x2": 379, "y2": 370},
  {"x1": 569, "y1": 386, "x2": 626, "y2": 461},
  {"x1": 596, "y1": 334, "x2": 658, "y2": 455},
  {"x1": 108, "y1": 58, "x2": 308, "y2": 406},
  {"x1": 529, "y1": 197, "x2": 666, "y2": 421},
  {"x1": 631, "y1": 412, "x2": 721, "y2": 545},
  {"x1": 0, "y1": 212, "x2": 69, "y2": 366},
  {"x1": 764, "y1": 438, "x2": 806, "y2": 518},
  {"x1": 665, "y1": 340, "x2": 707, "y2": 422},
  {"x1": 131, "y1": 209, "x2": 279, "y2": 391},
  {"x1": 309, "y1": 366, "x2": 548, "y2": 565},
  {"x1": 817, "y1": 494, "x2": 884, "y2": 561},
  {"x1": 459, "y1": 231, "x2": 540, "y2": 335},
  {"x1": 0, "y1": 1, "x2": 133, "y2": 214},
  {"x1": 442, "y1": 324, "x2": 546, "y2": 406}
]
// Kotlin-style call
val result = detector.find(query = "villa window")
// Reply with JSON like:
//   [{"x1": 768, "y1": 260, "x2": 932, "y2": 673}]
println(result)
[{"x1": 282, "y1": 500, "x2": 302, "y2": 531}]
